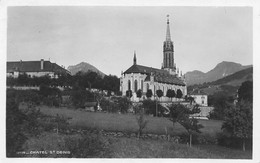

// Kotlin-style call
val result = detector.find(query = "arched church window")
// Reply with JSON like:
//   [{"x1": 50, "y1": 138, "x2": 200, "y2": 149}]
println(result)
[
  {"x1": 134, "y1": 80, "x2": 138, "y2": 92},
  {"x1": 128, "y1": 80, "x2": 131, "y2": 90},
  {"x1": 141, "y1": 80, "x2": 143, "y2": 91}
]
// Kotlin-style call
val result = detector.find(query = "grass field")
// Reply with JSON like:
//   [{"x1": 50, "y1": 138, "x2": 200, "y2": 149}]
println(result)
[
  {"x1": 23, "y1": 131, "x2": 252, "y2": 159},
  {"x1": 109, "y1": 136, "x2": 252, "y2": 159},
  {"x1": 23, "y1": 105, "x2": 252, "y2": 159},
  {"x1": 38, "y1": 106, "x2": 222, "y2": 136}
]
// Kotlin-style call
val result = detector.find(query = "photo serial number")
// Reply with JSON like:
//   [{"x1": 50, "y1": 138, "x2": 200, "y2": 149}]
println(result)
[{"x1": 16, "y1": 150, "x2": 71, "y2": 155}]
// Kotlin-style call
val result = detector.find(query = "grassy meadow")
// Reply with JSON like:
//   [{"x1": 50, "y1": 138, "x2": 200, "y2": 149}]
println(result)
[
  {"x1": 109, "y1": 136, "x2": 252, "y2": 159},
  {"x1": 38, "y1": 105, "x2": 222, "y2": 136},
  {"x1": 20, "y1": 105, "x2": 251, "y2": 159}
]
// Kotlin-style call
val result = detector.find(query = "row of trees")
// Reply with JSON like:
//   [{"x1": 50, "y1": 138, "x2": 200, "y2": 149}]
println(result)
[
  {"x1": 126, "y1": 88, "x2": 183, "y2": 100},
  {"x1": 7, "y1": 71, "x2": 120, "y2": 94}
]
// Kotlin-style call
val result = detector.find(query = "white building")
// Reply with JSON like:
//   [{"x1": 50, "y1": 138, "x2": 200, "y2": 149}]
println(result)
[
  {"x1": 120, "y1": 16, "x2": 187, "y2": 102},
  {"x1": 7, "y1": 59, "x2": 70, "y2": 78},
  {"x1": 189, "y1": 89, "x2": 208, "y2": 106}
]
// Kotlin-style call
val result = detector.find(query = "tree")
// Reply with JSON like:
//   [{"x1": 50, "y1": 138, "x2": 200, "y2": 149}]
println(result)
[
  {"x1": 146, "y1": 89, "x2": 153, "y2": 99},
  {"x1": 117, "y1": 96, "x2": 132, "y2": 113},
  {"x1": 102, "y1": 75, "x2": 120, "y2": 93},
  {"x1": 6, "y1": 89, "x2": 44, "y2": 157},
  {"x1": 71, "y1": 84, "x2": 88, "y2": 108},
  {"x1": 208, "y1": 91, "x2": 231, "y2": 120},
  {"x1": 222, "y1": 100, "x2": 252, "y2": 151},
  {"x1": 136, "y1": 89, "x2": 143, "y2": 100},
  {"x1": 238, "y1": 81, "x2": 253, "y2": 103},
  {"x1": 136, "y1": 109, "x2": 148, "y2": 138},
  {"x1": 166, "y1": 89, "x2": 171, "y2": 100},
  {"x1": 166, "y1": 89, "x2": 175, "y2": 101},
  {"x1": 187, "y1": 96, "x2": 195, "y2": 105},
  {"x1": 17, "y1": 73, "x2": 30, "y2": 86},
  {"x1": 126, "y1": 90, "x2": 133, "y2": 98},
  {"x1": 169, "y1": 104, "x2": 203, "y2": 147},
  {"x1": 176, "y1": 89, "x2": 183, "y2": 99},
  {"x1": 179, "y1": 117, "x2": 204, "y2": 147},
  {"x1": 142, "y1": 99, "x2": 156, "y2": 116},
  {"x1": 156, "y1": 90, "x2": 163, "y2": 101}
]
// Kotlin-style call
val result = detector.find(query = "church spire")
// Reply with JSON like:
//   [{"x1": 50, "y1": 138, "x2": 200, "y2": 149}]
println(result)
[
  {"x1": 133, "y1": 51, "x2": 137, "y2": 65},
  {"x1": 166, "y1": 15, "x2": 171, "y2": 41},
  {"x1": 163, "y1": 15, "x2": 175, "y2": 73}
]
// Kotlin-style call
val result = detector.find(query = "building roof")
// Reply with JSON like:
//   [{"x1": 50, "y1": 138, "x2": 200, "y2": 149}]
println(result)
[
  {"x1": 7, "y1": 60, "x2": 70, "y2": 75},
  {"x1": 124, "y1": 64, "x2": 185, "y2": 86},
  {"x1": 190, "y1": 89, "x2": 207, "y2": 95}
]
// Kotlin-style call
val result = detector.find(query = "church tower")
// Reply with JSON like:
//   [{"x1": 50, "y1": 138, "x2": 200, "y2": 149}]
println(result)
[{"x1": 163, "y1": 15, "x2": 176, "y2": 75}]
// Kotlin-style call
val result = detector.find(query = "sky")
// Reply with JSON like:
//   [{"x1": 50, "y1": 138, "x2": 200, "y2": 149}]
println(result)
[{"x1": 7, "y1": 6, "x2": 252, "y2": 77}]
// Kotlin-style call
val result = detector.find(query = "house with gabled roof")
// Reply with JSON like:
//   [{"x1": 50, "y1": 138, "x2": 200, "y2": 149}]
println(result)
[{"x1": 7, "y1": 59, "x2": 70, "y2": 79}]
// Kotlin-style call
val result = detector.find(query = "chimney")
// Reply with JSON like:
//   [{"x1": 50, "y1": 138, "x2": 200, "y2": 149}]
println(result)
[{"x1": 41, "y1": 59, "x2": 44, "y2": 70}]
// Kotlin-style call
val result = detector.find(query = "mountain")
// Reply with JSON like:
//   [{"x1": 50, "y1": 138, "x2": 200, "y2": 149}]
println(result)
[
  {"x1": 211, "y1": 67, "x2": 253, "y2": 86},
  {"x1": 67, "y1": 62, "x2": 106, "y2": 77},
  {"x1": 185, "y1": 61, "x2": 252, "y2": 85},
  {"x1": 187, "y1": 67, "x2": 253, "y2": 95}
]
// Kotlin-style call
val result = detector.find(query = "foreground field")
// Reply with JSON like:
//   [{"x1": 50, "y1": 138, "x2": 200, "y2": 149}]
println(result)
[
  {"x1": 23, "y1": 132, "x2": 252, "y2": 159},
  {"x1": 22, "y1": 105, "x2": 252, "y2": 159},
  {"x1": 39, "y1": 106, "x2": 222, "y2": 136},
  {"x1": 109, "y1": 136, "x2": 252, "y2": 159}
]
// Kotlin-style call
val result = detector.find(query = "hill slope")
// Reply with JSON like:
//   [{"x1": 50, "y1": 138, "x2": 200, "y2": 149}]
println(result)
[
  {"x1": 188, "y1": 67, "x2": 253, "y2": 95},
  {"x1": 185, "y1": 61, "x2": 252, "y2": 85},
  {"x1": 67, "y1": 62, "x2": 106, "y2": 77},
  {"x1": 211, "y1": 67, "x2": 253, "y2": 86}
]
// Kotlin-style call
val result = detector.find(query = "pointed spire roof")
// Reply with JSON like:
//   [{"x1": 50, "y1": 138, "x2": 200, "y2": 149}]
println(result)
[
  {"x1": 133, "y1": 51, "x2": 137, "y2": 65},
  {"x1": 166, "y1": 15, "x2": 171, "y2": 41}
]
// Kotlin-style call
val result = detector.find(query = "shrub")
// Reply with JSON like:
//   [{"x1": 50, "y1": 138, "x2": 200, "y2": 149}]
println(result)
[
  {"x1": 14, "y1": 89, "x2": 41, "y2": 105},
  {"x1": 136, "y1": 89, "x2": 143, "y2": 99},
  {"x1": 65, "y1": 133, "x2": 111, "y2": 158},
  {"x1": 142, "y1": 99, "x2": 165, "y2": 116},
  {"x1": 142, "y1": 99, "x2": 156, "y2": 116},
  {"x1": 43, "y1": 95, "x2": 62, "y2": 107},
  {"x1": 216, "y1": 132, "x2": 252, "y2": 151},
  {"x1": 126, "y1": 90, "x2": 133, "y2": 98},
  {"x1": 39, "y1": 84, "x2": 61, "y2": 97},
  {"x1": 116, "y1": 96, "x2": 131, "y2": 114},
  {"x1": 61, "y1": 95, "x2": 72, "y2": 107},
  {"x1": 100, "y1": 98, "x2": 119, "y2": 113},
  {"x1": 71, "y1": 89, "x2": 87, "y2": 108}
]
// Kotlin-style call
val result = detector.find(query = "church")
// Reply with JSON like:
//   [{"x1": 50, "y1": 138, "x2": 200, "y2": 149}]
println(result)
[{"x1": 120, "y1": 16, "x2": 187, "y2": 102}]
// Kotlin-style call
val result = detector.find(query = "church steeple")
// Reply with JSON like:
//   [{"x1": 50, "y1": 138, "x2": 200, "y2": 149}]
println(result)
[
  {"x1": 133, "y1": 51, "x2": 137, "y2": 65},
  {"x1": 166, "y1": 15, "x2": 171, "y2": 41},
  {"x1": 163, "y1": 15, "x2": 175, "y2": 74}
]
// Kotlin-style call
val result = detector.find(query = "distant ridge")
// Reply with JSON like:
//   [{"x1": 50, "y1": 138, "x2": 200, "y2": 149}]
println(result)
[
  {"x1": 67, "y1": 62, "x2": 106, "y2": 77},
  {"x1": 211, "y1": 67, "x2": 253, "y2": 86},
  {"x1": 185, "y1": 61, "x2": 252, "y2": 85},
  {"x1": 187, "y1": 67, "x2": 253, "y2": 96}
]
